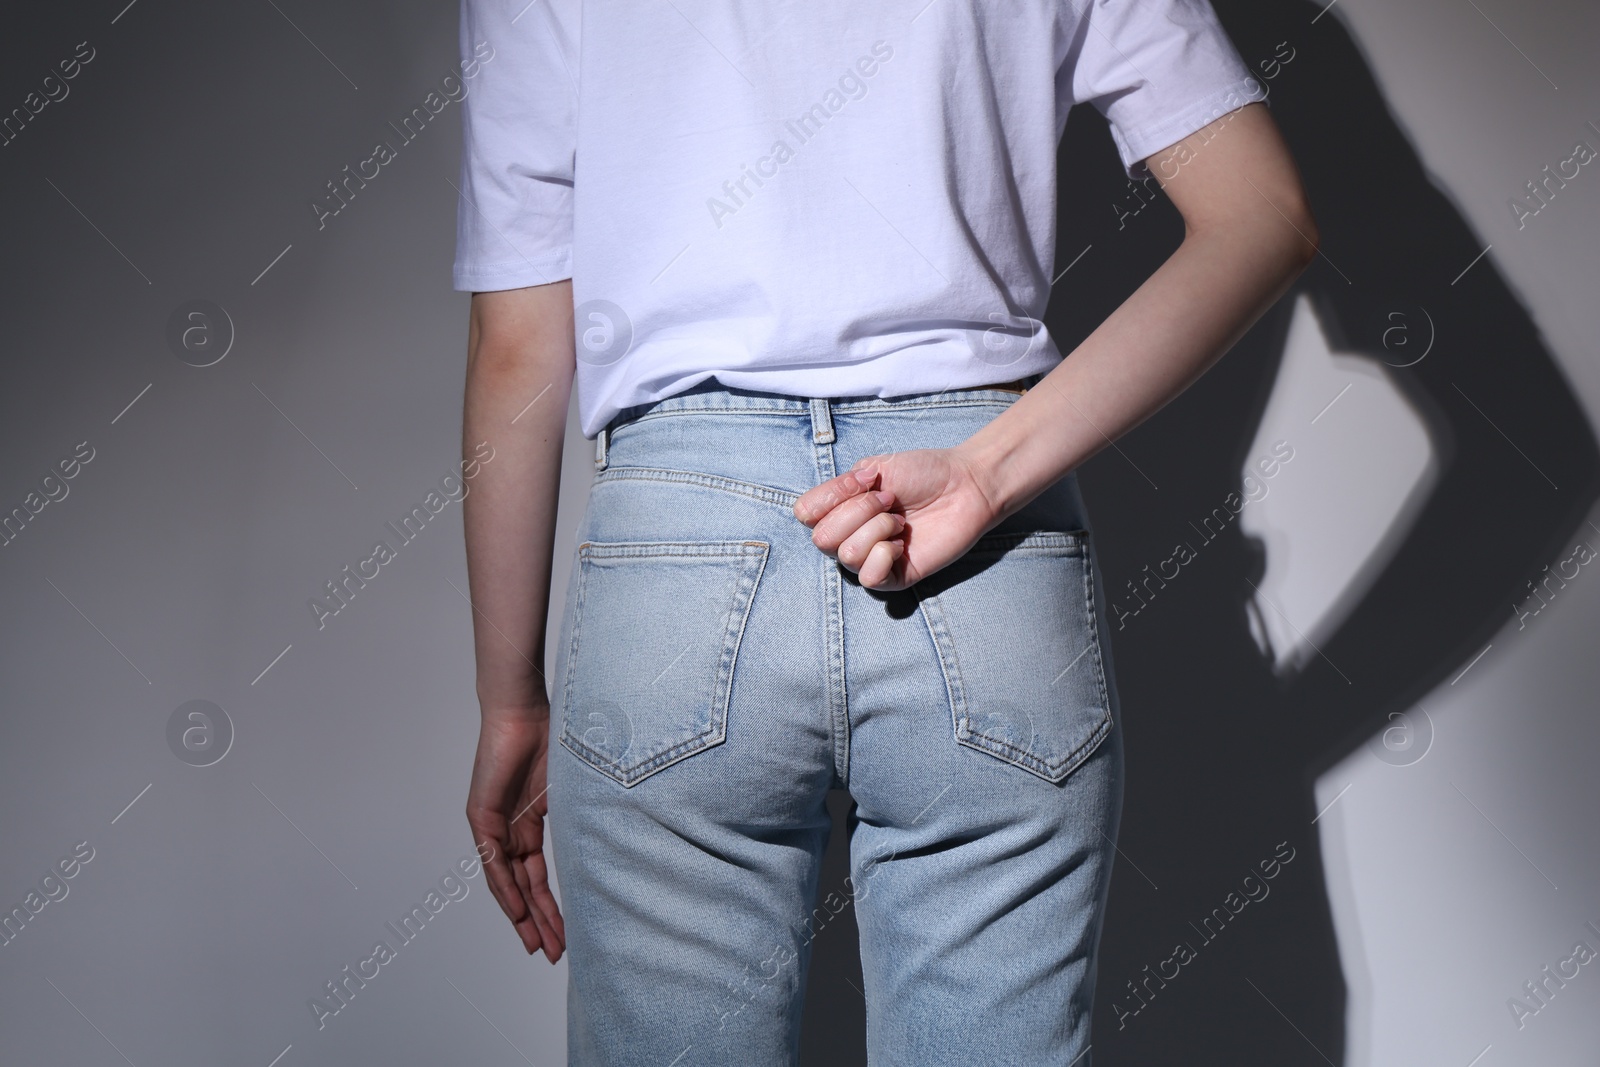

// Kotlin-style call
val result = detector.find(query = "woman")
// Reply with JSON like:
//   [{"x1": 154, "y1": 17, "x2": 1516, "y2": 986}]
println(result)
[{"x1": 454, "y1": 0, "x2": 1317, "y2": 1063}]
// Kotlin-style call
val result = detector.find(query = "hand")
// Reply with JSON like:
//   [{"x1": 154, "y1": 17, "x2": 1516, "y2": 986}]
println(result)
[
  {"x1": 466, "y1": 708, "x2": 566, "y2": 962},
  {"x1": 793, "y1": 447, "x2": 1000, "y2": 592}
]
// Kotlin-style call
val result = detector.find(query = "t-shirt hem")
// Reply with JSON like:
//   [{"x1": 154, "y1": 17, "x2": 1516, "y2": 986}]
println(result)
[
  {"x1": 579, "y1": 343, "x2": 1066, "y2": 439},
  {"x1": 452, "y1": 246, "x2": 573, "y2": 292}
]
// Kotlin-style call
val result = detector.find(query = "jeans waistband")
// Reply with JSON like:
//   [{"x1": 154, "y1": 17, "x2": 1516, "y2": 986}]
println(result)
[{"x1": 594, "y1": 373, "x2": 1042, "y2": 470}]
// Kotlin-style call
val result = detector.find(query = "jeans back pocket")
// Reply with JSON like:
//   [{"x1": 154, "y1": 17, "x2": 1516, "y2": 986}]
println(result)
[
  {"x1": 915, "y1": 529, "x2": 1114, "y2": 785},
  {"x1": 559, "y1": 539, "x2": 770, "y2": 787}
]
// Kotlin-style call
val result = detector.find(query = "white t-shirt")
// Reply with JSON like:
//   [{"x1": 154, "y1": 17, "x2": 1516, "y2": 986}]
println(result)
[{"x1": 452, "y1": 0, "x2": 1264, "y2": 439}]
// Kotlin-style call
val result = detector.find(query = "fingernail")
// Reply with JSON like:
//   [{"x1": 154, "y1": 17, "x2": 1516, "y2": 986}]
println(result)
[
  {"x1": 875, "y1": 490, "x2": 894, "y2": 506},
  {"x1": 855, "y1": 468, "x2": 876, "y2": 486}
]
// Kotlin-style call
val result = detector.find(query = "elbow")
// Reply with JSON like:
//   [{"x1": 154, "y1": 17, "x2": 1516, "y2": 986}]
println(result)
[
  {"x1": 1284, "y1": 196, "x2": 1321, "y2": 270},
  {"x1": 465, "y1": 283, "x2": 578, "y2": 380},
  {"x1": 1294, "y1": 212, "x2": 1321, "y2": 270},
  {"x1": 1246, "y1": 201, "x2": 1319, "y2": 284}
]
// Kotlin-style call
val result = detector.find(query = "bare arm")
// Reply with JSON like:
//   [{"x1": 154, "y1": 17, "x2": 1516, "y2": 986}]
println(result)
[
  {"x1": 958, "y1": 102, "x2": 1319, "y2": 521},
  {"x1": 461, "y1": 280, "x2": 575, "y2": 961},
  {"x1": 796, "y1": 102, "x2": 1320, "y2": 589},
  {"x1": 463, "y1": 281, "x2": 576, "y2": 711}
]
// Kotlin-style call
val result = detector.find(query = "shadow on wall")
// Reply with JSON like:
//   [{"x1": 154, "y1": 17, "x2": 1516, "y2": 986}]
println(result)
[{"x1": 798, "y1": 2, "x2": 1600, "y2": 1064}]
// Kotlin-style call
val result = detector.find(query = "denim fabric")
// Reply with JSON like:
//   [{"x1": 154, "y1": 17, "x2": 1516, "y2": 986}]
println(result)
[{"x1": 546, "y1": 378, "x2": 1125, "y2": 1066}]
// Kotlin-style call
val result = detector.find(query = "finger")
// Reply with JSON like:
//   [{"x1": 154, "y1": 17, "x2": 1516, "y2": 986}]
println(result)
[
  {"x1": 512, "y1": 853, "x2": 560, "y2": 947},
  {"x1": 540, "y1": 898, "x2": 565, "y2": 953},
  {"x1": 480, "y1": 839, "x2": 531, "y2": 928},
  {"x1": 528, "y1": 883, "x2": 566, "y2": 966},
  {"x1": 488, "y1": 862, "x2": 541, "y2": 955},
  {"x1": 510, "y1": 852, "x2": 541, "y2": 921},
  {"x1": 836, "y1": 509, "x2": 906, "y2": 573},
  {"x1": 859, "y1": 538, "x2": 905, "y2": 590},
  {"x1": 810, "y1": 489, "x2": 896, "y2": 554},
  {"x1": 512, "y1": 851, "x2": 563, "y2": 959},
  {"x1": 511, "y1": 848, "x2": 564, "y2": 951},
  {"x1": 520, "y1": 846, "x2": 566, "y2": 939},
  {"x1": 513, "y1": 914, "x2": 544, "y2": 956},
  {"x1": 846, "y1": 456, "x2": 884, "y2": 483},
  {"x1": 794, "y1": 463, "x2": 883, "y2": 526},
  {"x1": 794, "y1": 469, "x2": 876, "y2": 526},
  {"x1": 542, "y1": 893, "x2": 567, "y2": 947},
  {"x1": 484, "y1": 837, "x2": 542, "y2": 957}
]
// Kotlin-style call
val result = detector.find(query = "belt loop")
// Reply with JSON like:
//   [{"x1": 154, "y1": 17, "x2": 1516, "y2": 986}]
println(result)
[
  {"x1": 594, "y1": 424, "x2": 609, "y2": 470},
  {"x1": 809, "y1": 397, "x2": 835, "y2": 444}
]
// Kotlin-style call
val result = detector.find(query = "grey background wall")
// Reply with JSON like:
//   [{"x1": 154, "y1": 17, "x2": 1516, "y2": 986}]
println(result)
[
  {"x1": 1287, "y1": 3, "x2": 1600, "y2": 1063},
  {"x1": 1, "y1": 2, "x2": 1596, "y2": 1066}
]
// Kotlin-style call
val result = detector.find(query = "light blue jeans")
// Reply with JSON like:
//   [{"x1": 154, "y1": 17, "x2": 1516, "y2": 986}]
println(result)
[{"x1": 547, "y1": 378, "x2": 1125, "y2": 1066}]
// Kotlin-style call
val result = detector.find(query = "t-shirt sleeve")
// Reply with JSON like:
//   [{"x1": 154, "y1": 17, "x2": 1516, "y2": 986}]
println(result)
[
  {"x1": 452, "y1": 0, "x2": 579, "y2": 292},
  {"x1": 1065, "y1": 0, "x2": 1265, "y2": 181}
]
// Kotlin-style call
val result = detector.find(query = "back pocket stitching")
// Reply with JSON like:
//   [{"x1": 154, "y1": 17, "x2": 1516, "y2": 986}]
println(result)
[
  {"x1": 559, "y1": 540, "x2": 770, "y2": 787},
  {"x1": 917, "y1": 531, "x2": 1112, "y2": 784},
  {"x1": 1077, "y1": 533, "x2": 1115, "y2": 735}
]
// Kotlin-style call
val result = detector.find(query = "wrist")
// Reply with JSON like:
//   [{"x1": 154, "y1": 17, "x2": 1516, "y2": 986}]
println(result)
[
  {"x1": 952, "y1": 422, "x2": 1037, "y2": 527},
  {"x1": 477, "y1": 692, "x2": 552, "y2": 722}
]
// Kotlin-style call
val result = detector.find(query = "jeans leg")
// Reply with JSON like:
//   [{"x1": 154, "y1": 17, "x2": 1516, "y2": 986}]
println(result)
[
  {"x1": 834, "y1": 408, "x2": 1125, "y2": 1067},
  {"x1": 545, "y1": 470, "x2": 837, "y2": 1067},
  {"x1": 549, "y1": 736, "x2": 834, "y2": 1066},
  {"x1": 847, "y1": 717, "x2": 1122, "y2": 1066}
]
